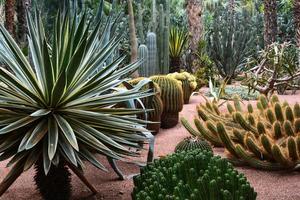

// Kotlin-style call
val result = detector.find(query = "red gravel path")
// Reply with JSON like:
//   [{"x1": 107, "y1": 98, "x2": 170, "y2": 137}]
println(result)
[{"x1": 0, "y1": 90, "x2": 300, "y2": 200}]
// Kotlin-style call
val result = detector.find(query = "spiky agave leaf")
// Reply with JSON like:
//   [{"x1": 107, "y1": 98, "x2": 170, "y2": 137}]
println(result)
[{"x1": 0, "y1": 10, "x2": 153, "y2": 195}]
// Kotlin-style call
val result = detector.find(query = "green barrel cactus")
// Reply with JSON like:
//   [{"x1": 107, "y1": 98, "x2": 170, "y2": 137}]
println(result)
[
  {"x1": 132, "y1": 149, "x2": 257, "y2": 200},
  {"x1": 175, "y1": 136, "x2": 212, "y2": 153},
  {"x1": 150, "y1": 75, "x2": 184, "y2": 128},
  {"x1": 167, "y1": 72, "x2": 197, "y2": 104},
  {"x1": 182, "y1": 94, "x2": 300, "y2": 170},
  {"x1": 127, "y1": 78, "x2": 163, "y2": 134}
]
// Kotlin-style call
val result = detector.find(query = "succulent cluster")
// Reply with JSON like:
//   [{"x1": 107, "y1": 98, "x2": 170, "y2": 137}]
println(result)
[
  {"x1": 150, "y1": 75, "x2": 183, "y2": 128},
  {"x1": 175, "y1": 136, "x2": 212, "y2": 153},
  {"x1": 132, "y1": 149, "x2": 257, "y2": 200},
  {"x1": 182, "y1": 95, "x2": 300, "y2": 170},
  {"x1": 167, "y1": 72, "x2": 197, "y2": 104}
]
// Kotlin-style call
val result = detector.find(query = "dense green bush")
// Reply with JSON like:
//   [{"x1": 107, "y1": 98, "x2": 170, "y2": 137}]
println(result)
[{"x1": 133, "y1": 149, "x2": 257, "y2": 200}]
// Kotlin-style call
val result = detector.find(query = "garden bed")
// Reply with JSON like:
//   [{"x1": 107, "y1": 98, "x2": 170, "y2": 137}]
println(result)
[{"x1": 0, "y1": 90, "x2": 300, "y2": 200}]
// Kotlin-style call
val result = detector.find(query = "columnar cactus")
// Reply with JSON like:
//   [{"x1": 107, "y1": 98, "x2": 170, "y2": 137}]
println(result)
[
  {"x1": 150, "y1": 75, "x2": 184, "y2": 128},
  {"x1": 138, "y1": 45, "x2": 149, "y2": 77},
  {"x1": 127, "y1": 78, "x2": 163, "y2": 134},
  {"x1": 147, "y1": 32, "x2": 159, "y2": 76},
  {"x1": 167, "y1": 72, "x2": 197, "y2": 104},
  {"x1": 175, "y1": 136, "x2": 212, "y2": 153},
  {"x1": 182, "y1": 94, "x2": 300, "y2": 170},
  {"x1": 132, "y1": 149, "x2": 257, "y2": 200}
]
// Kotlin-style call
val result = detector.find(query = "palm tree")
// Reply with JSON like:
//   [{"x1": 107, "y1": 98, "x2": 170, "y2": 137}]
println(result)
[
  {"x1": 5, "y1": 0, "x2": 15, "y2": 36},
  {"x1": 263, "y1": 0, "x2": 278, "y2": 47},
  {"x1": 185, "y1": 0, "x2": 204, "y2": 63}
]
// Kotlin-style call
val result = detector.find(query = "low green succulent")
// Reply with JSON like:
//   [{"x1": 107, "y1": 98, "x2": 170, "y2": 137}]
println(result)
[{"x1": 132, "y1": 149, "x2": 257, "y2": 200}]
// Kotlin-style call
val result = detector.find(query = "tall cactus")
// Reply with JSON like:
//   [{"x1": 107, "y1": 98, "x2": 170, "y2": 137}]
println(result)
[
  {"x1": 137, "y1": 3, "x2": 144, "y2": 44},
  {"x1": 150, "y1": 75, "x2": 184, "y2": 128},
  {"x1": 138, "y1": 45, "x2": 149, "y2": 77},
  {"x1": 158, "y1": 4, "x2": 165, "y2": 73},
  {"x1": 182, "y1": 94, "x2": 300, "y2": 170},
  {"x1": 147, "y1": 32, "x2": 159, "y2": 75}
]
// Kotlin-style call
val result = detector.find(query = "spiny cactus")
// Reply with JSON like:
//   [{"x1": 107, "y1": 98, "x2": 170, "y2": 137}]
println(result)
[
  {"x1": 147, "y1": 32, "x2": 159, "y2": 76},
  {"x1": 150, "y1": 75, "x2": 183, "y2": 128},
  {"x1": 127, "y1": 78, "x2": 163, "y2": 134},
  {"x1": 183, "y1": 94, "x2": 300, "y2": 170},
  {"x1": 132, "y1": 149, "x2": 257, "y2": 200},
  {"x1": 167, "y1": 72, "x2": 197, "y2": 104},
  {"x1": 175, "y1": 136, "x2": 212, "y2": 153},
  {"x1": 138, "y1": 45, "x2": 149, "y2": 77}
]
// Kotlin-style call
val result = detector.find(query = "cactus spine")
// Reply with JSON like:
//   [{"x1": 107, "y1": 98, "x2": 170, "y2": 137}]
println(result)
[{"x1": 182, "y1": 94, "x2": 300, "y2": 170}]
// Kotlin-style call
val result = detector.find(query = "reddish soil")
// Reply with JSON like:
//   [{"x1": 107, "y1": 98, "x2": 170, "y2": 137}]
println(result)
[{"x1": 1, "y1": 89, "x2": 300, "y2": 200}]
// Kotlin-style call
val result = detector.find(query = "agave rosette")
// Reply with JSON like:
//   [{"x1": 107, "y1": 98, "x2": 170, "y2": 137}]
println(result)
[{"x1": 0, "y1": 11, "x2": 154, "y2": 191}]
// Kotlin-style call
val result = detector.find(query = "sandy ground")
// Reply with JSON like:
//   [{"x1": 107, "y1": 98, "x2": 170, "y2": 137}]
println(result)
[{"x1": 0, "y1": 89, "x2": 300, "y2": 200}]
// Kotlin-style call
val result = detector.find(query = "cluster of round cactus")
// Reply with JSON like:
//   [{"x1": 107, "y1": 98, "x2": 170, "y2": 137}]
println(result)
[
  {"x1": 182, "y1": 94, "x2": 300, "y2": 170},
  {"x1": 167, "y1": 72, "x2": 197, "y2": 104},
  {"x1": 132, "y1": 149, "x2": 257, "y2": 200},
  {"x1": 175, "y1": 136, "x2": 212, "y2": 153}
]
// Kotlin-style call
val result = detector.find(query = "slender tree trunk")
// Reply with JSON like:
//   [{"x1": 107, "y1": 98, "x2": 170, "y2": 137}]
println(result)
[
  {"x1": 263, "y1": 0, "x2": 278, "y2": 47},
  {"x1": 128, "y1": 0, "x2": 139, "y2": 77},
  {"x1": 17, "y1": 0, "x2": 31, "y2": 46},
  {"x1": 185, "y1": 0, "x2": 203, "y2": 67},
  {"x1": 5, "y1": 0, "x2": 15, "y2": 36}
]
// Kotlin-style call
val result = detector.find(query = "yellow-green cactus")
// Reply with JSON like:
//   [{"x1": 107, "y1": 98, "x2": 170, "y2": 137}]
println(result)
[
  {"x1": 123, "y1": 78, "x2": 163, "y2": 134},
  {"x1": 167, "y1": 72, "x2": 197, "y2": 104},
  {"x1": 150, "y1": 75, "x2": 183, "y2": 128},
  {"x1": 182, "y1": 94, "x2": 300, "y2": 170}
]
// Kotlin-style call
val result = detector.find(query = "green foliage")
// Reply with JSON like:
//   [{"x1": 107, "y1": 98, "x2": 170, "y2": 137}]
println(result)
[
  {"x1": 206, "y1": 85, "x2": 259, "y2": 101},
  {"x1": 193, "y1": 40, "x2": 218, "y2": 87},
  {"x1": 0, "y1": 10, "x2": 153, "y2": 195},
  {"x1": 243, "y1": 42, "x2": 300, "y2": 95},
  {"x1": 132, "y1": 149, "x2": 257, "y2": 200},
  {"x1": 150, "y1": 75, "x2": 183, "y2": 128},
  {"x1": 187, "y1": 94, "x2": 300, "y2": 170},
  {"x1": 175, "y1": 136, "x2": 212, "y2": 153},
  {"x1": 169, "y1": 27, "x2": 188, "y2": 73},
  {"x1": 207, "y1": 4, "x2": 255, "y2": 80}
]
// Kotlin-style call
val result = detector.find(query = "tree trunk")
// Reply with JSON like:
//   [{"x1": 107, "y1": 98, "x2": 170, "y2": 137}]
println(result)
[
  {"x1": 263, "y1": 0, "x2": 278, "y2": 47},
  {"x1": 5, "y1": 0, "x2": 15, "y2": 36},
  {"x1": 17, "y1": 0, "x2": 31, "y2": 46},
  {"x1": 185, "y1": 0, "x2": 203, "y2": 66},
  {"x1": 128, "y1": 0, "x2": 139, "y2": 78},
  {"x1": 295, "y1": 0, "x2": 300, "y2": 49}
]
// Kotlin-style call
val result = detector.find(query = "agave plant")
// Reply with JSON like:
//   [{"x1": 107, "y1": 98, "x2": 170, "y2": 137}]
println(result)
[
  {"x1": 169, "y1": 27, "x2": 188, "y2": 73},
  {"x1": 0, "y1": 9, "x2": 153, "y2": 199}
]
